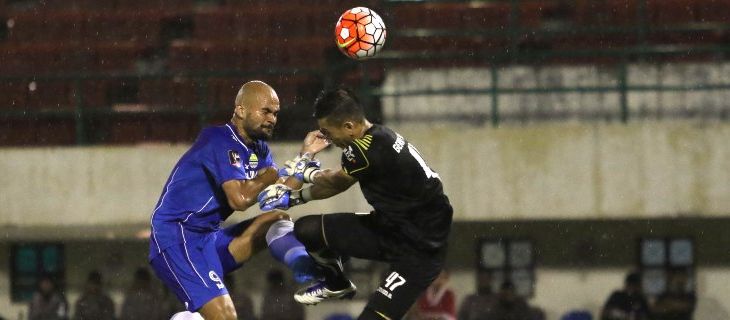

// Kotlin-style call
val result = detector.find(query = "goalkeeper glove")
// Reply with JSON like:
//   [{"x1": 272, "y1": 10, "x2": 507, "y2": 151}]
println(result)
[
  {"x1": 278, "y1": 154, "x2": 321, "y2": 183},
  {"x1": 257, "y1": 184, "x2": 309, "y2": 211}
]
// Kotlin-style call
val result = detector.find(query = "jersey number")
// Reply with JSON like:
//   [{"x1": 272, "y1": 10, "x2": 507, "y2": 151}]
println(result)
[
  {"x1": 408, "y1": 144, "x2": 440, "y2": 179},
  {"x1": 384, "y1": 272, "x2": 407, "y2": 291}
]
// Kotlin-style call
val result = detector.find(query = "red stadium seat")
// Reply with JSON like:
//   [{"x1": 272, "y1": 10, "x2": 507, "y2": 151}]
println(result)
[
  {"x1": 0, "y1": 43, "x2": 87, "y2": 75},
  {"x1": 6, "y1": 11, "x2": 84, "y2": 43},
  {"x1": 0, "y1": 118, "x2": 76, "y2": 146},
  {"x1": 696, "y1": 0, "x2": 730, "y2": 23},
  {"x1": 574, "y1": 0, "x2": 639, "y2": 27},
  {"x1": 83, "y1": 11, "x2": 162, "y2": 44},
  {"x1": 646, "y1": 0, "x2": 697, "y2": 26},
  {"x1": 24, "y1": 81, "x2": 76, "y2": 111},
  {"x1": 0, "y1": 80, "x2": 27, "y2": 110},
  {"x1": 91, "y1": 42, "x2": 149, "y2": 71},
  {"x1": 167, "y1": 40, "x2": 210, "y2": 72},
  {"x1": 193, "y1": 9, "x2": 235, "y2": 40},
  {"x1": 138, "y1": 79, "x2": 198, "y2": 110}
]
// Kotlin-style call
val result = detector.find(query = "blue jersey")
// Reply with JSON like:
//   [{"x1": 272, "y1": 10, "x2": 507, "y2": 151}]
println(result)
[{"x1": 149, "y1": 123, "x2": 275, "y2": 260}]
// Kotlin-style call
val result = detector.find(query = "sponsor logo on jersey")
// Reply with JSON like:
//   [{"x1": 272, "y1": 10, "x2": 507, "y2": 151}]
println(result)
[
  {"x1": 248, "y1": 153, "x2": 259, "y2": 168},
  {"x1": 344, "y1": 145, "x2": 356, "y2": 163},
  {"x1": 228, "y1": 150, "x2": 242, "y2": 167}
]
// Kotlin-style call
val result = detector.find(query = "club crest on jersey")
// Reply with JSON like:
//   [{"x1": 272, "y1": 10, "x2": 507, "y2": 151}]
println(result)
[
  {"x1": 344, "y1": 145, "x2": 356, "y2": 163},
  {"x1": 248, "y1": 154, "x2": 259, "y2": 168},
  {"x1": 228, "y1": 150, "x2": 242, "y2": 167}
]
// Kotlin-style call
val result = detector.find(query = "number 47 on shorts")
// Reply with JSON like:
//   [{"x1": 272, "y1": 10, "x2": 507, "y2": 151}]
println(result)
[{"x1": 377, "y1": 272, "x2": 407, "y2": 299}]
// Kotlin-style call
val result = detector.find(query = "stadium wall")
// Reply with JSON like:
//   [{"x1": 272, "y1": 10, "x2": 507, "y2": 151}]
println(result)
[{"x1": 0, "y1": 120, "x2": 728, "y2": 227}]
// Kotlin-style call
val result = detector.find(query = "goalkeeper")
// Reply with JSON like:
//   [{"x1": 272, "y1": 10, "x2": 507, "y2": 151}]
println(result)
[{"x1": 259, "y1": 87, "x2": 453, "y2": 320}]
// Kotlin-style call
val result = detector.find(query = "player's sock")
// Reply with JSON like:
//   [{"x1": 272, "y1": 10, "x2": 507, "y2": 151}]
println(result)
[
  {"x1": 170, "y1": 311, "x2": 203, "y2": 320},
  {"x1": 266, "y1": 219, "x2": 321, "y2": 283}
]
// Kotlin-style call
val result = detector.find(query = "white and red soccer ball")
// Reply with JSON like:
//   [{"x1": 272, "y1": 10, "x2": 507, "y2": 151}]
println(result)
[{"x1": 334, "y1": 7, "x2": 387, "y2": 60}]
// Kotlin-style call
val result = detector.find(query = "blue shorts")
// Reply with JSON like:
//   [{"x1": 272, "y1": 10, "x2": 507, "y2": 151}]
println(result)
[{"x1": 150, "y1": 220, "x2": 252, "y2": 311}]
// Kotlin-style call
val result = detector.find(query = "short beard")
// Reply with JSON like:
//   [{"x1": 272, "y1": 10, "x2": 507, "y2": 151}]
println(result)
[{"x1": 247, "y1": 127, "x2": 272, "y2": 141}]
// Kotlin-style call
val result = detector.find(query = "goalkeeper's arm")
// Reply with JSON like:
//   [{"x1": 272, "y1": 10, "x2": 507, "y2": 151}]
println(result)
[{"x1": 303, "y1": 168, "x2": 357, "y2": 201}]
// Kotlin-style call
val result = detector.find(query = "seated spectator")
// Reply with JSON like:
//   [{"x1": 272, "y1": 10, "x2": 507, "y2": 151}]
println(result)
[
  {"x1": 29, "y1": 275, "x2": 69, "y2": 320},
  {"x1": 600, "y1": 272, "x2": 650, "y2": 320},
  {"x1": 409, "y1": 270, "x2": 456, "y2": 320},
  {"x1": 487, "y1": 281, "x2": 532, "y2": 320},
  {"x1": 73, "y1": 270, "x2": 115, "y2": 320},
  {"x1": 651, "y1": 268, "x2": 696, "y2": 320},
  {"x1": 458, "y1": 269, "x2": 497, "y2": 320},
  {"x1": 120, "y1": 267, "x2": 165, "y2": 320}
]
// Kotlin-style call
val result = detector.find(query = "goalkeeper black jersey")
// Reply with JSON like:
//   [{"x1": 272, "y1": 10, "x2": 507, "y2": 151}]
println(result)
[{"x1": 340, "y1": 124, "x2": 452, "y2": 252}]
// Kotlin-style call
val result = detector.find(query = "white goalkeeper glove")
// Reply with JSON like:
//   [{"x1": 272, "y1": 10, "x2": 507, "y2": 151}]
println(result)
[
  {"x1": 278, "y1": 153, "x2": 321, "y2": 183},
  {"x1": 257, "y1": 184, "x2": 312, "y2": 211}
]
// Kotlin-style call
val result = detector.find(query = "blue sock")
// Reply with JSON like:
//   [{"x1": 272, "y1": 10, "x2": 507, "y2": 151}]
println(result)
[{"x1": 266, "y1": 220, "x2": 322, "y2": 283}]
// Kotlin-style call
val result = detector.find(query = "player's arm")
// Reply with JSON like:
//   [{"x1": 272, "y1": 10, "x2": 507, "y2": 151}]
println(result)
[
  {"x1": 305, "y1": 168, "x2": 357, "y2": 200},
  {"x1": 222, "y1": 166, "x2": 279, "y2": 211}
]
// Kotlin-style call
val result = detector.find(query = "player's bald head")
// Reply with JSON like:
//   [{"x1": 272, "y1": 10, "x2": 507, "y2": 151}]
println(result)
[{"x1": 234, "y1": 80, "x2": 278, "y2": 108}]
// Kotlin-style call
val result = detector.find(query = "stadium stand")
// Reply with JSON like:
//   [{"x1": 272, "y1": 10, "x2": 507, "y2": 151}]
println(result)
[{"x1": 1, "y1": 0, "x2": 730, "y2": 145}]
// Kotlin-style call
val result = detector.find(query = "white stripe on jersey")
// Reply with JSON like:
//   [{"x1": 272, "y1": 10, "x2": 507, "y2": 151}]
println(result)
[
  {"x1": 225, "y1": 124, "x2": 250, "y2": 151},
  {"x1": 151, "y1": 166, "x2": 180, "y2": 253},
  {"x1": 183, "y1": 196, "x2": 214, "y2": 223}
]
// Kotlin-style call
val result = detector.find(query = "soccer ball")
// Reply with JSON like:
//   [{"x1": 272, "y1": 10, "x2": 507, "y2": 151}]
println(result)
[{"x1": 334, "y1": 7, "x2": 387, "y2": 60}]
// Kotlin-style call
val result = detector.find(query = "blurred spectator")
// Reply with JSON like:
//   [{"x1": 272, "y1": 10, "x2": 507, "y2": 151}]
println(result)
[
  {"x1": 487, "y1": 281, "x2": 532, "y2": 320},
  {"x1": 225, "y1": 274, "x2": 257, "y2": 320},
  {"x1": 600, "y1": 272, "x2": 650, "y2": 320},
  {"x1": 73, "y1": 270, "x2": 115, "y2": 320},
  {"x1": 458, "y1": 269, "x2": 497, "y2": 320},
  {"x1": 260, "y1": 269, "x2": 304, "y2": 320},
  {"x1": 651, "y1": 268, "x2": 696, "y2": 320},
  {"x1": 120, "y1": 267, "x2": 165, "y2": 320},
  {"x1": 408, "y1": 270, "x2": 456, "y2": 320},
  {"x1": 28, "y1": 275, "x2": 69, "y2": 320}
]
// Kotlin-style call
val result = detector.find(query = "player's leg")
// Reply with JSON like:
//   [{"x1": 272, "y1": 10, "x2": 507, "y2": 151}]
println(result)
[
  {"x1": 216, "y1": 211, "x2": 320, "y2": 282},
  {"x1": 293, "y1": 212, "x2": 385, "y2": 304},
  {"x1": 358, "y1": 254, "x2": 444, "y2": 320},
  {"x1": 198, "y1": 295, "x2": 236, "y2": 320},
  {"x1": 149, "y1": 238, "x2": 235, "y2": 319}
]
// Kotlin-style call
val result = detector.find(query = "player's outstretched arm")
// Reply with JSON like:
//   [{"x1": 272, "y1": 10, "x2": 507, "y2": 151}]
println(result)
[
  {"x1": 306, "y1": 168, "x2": 357, "y2": 200},
  {"x1": 257, "y1": 168, "x2": 356, "y2": 211},
  {"x1": 222, "y1": 166, "x2": 279, "y2": 211}
]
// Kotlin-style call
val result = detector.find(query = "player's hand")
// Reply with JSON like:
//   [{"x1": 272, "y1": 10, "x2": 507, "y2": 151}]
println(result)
[
  {"x1": 278, "y1": 155, "x2": 322, "y2": 183},
  {"x1": 258, "y1": 184, "x2": 292, "y2": 210},
  {"x1": 258, "y1": 184, "x2": 306, "y2": 211},
  {"x1": 301, "y1": 130, "x2": 331, "y2": 155}
]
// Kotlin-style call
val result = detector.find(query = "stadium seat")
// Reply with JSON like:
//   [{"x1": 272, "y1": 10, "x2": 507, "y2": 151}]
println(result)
[
  {"x1": 138, "y1": 79, "x2": 198, "y2": 110},
  {"x1": 0, "y1": 43, "x2": 87, "y2": 75},
  {"x1": 167, "y1": 40, "x2": 210, "y2": 72},
  {"x1": 91, "y1": 42, "x2": 150, "y2": 71},
  {"x1": 696, "y1": 0, "x2": 730, "y2": 23},
  {"x1": 0, "y1": 117, "x2": 76, "y2": 146},
  {"x1": 23, "y1": 81, "x2": 77, "y2": 111},
  {"x1": 193, "y1": 9, "x2": 235, "y2": 40},
  {"x1": 646, "y1": 0, "x2": 697, "y2": 26},
  {"x1": 0, "y1": 80, "x2": 27, "y2": 110},
  {"x1": 83, "y1": 11, "x2": 162, "y2": 44},
  {"x1": 6, "y1": 11, "x2": 84, "y2": 43},
  {"x1": 574, "y1": 0, "x2": 639, "y2": 27}
]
